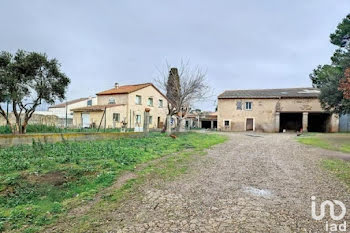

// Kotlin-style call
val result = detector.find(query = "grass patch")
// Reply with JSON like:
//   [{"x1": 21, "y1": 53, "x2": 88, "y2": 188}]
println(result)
[
  {"x1": 322, "y1": 159, "x2": 350, "y2": 189},
  {"x1": 297, "y1": 133, "x2": 350, "y2": 153},
  {"x1": 297, "y1": 136, "x2": 336, "y2": 150},
  {"x1": 0, "y1": 132, "x2": 226, "y2": 232},
  {"x1": 0, "y1": 124, "x2": 132, "y2": 135}
]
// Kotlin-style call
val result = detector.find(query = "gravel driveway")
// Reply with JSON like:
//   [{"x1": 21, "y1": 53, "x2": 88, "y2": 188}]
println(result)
[{"x1": 99, "y1": 133, "x2": 350, "y2": 232}]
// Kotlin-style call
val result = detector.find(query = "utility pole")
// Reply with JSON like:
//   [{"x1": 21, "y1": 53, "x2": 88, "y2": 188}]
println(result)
[
  {"x1": 197, "y1": 114, "x2": 200, "y2": 128},
  {"x1": 104, "y1": 108, "x2": 107, "y2": 132},
  {"x1": 98, "y1": 107, "x2": 106, "y2": 132},
  {"x1": 65, "y1": 100, "x2": 68, "y2": 128}
]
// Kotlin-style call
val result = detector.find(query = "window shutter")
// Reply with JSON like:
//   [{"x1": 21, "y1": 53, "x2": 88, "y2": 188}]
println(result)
[{"x1": 236, "y1": 101, "x2": 242, "y2": 110}]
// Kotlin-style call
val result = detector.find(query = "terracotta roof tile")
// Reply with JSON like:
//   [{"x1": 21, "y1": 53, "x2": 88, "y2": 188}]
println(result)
[{"x1": 96, "y1": 83, "x2": 152, "y2": 95}]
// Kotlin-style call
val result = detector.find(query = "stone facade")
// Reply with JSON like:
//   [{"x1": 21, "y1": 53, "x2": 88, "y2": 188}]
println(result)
[{"x1": 218, "y1": 94, "x2": 339, "y2": 133}]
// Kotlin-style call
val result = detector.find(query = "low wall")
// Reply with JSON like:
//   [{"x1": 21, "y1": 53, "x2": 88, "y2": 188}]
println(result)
[
  {"x1": 0, "y1": 132, "x2": 142, "y2": 147},
  {"x1": 0, "y1": 113, "x2": 74, "y2": 128}
]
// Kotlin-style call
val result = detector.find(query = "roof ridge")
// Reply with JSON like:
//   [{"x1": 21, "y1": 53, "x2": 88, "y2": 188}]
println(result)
[
  {"x1": 96, "y1": 83, "x2": 154, "y2": 95},
  {"x1": 222, "y1": 87, "x2": 316, "y2": 92},
  {"x1": 218, "y1": 87, "x2": 320, "y2": 99},
  {"x1": 49, "y1": 97, "x2": 89, "y2": 108},
  {"x1": 119, "y1": 82, "x2": 152, "y2": 87}
]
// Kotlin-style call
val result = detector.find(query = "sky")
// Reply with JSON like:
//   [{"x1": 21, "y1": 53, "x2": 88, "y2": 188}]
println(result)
[{"x1": 1, "y1": 0, "x2": 350, "y2": 111}]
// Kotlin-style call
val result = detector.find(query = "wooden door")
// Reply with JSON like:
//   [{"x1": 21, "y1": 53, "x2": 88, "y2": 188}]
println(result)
[
  {"x1": 157, "y1": 117, "x2": 161, "y2": 128},
  {"x1": 246, "y1": 118, "x2": 254, "y2": 131}
]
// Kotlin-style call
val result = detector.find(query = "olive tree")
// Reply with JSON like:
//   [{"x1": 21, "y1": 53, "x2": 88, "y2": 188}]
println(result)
[{"x1": 0, "y1": 50, "x2": 70, "y2": 134}]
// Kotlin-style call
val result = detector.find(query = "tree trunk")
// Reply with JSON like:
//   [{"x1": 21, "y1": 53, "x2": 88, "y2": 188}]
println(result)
[
  {"x1": 12, "y1": 101, "x2": 21, "y2": 134},
  {"x1": 175, "y1": 116, "x2": 180, "y2": 132},
  {"x1": 21, "y1": 121, "x2": 28, "y2": 134},
  {"x1": 161, "y1": 120, "x2": 167, "y2": 133},
  {"x1": 0, "y1": 112, "x2": 12, "y2": 128},
  {"x1": 176, "y1": 116, "x2": 186, "y2": 132},
  {"x1": 166, "y1": 115, "x2": 172, "y2": 135},
  {"x1": 179, "y1": 117, "x2": 186, "y2": 132}
]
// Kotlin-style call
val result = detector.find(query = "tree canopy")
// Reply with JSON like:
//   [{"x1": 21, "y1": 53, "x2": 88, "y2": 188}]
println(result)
[
  {"x1": 0, "y1": 50, "x2": 70, "y2": 133},
  {"x1": 310, "y1": 14, "x2": 350, "y2": 114}
]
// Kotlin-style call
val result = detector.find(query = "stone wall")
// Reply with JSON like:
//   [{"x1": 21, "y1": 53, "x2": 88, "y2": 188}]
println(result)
[{"x1": 0, "y1": 113, "x2": 73, "y2": 128}]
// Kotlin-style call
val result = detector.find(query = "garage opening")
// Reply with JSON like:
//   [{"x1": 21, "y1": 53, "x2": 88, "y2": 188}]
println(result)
[
  {"x1": 280, "y1": 113, "x2": 302, "y2": 132},
  {"x1": 213, "y1": 121, "x2": 217, "y2": 128},
  {"x1": 308, "y1": 113, "x2": 330, "y2": 132},
  {"x1": 201, "y1": 121, "x2": 211, "y2": 129}
]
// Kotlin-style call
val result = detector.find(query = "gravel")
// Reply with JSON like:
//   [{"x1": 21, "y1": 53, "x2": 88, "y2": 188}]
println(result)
[{"x1": 86, "y1": 133, "x2": 350, "y2": 232}]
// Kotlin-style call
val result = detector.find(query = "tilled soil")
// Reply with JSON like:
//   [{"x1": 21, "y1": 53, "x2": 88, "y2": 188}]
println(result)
[{"x1": 70, "y1": 133, "x2": 350, "y2": 232}]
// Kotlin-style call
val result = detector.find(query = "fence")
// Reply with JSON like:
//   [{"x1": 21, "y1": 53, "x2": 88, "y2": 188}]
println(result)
[{"x1": 340, "y1": 114, "x2": 350, "y2": 132}]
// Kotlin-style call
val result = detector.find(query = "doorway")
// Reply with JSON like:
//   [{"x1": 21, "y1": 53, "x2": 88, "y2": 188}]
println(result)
[
  {"x1": 201, "y1": 121, "x2": 211, "y2": 129},
  {"x1": 157, "y1": 117, "x2": 161, "y2": 128},
  {"x1": 308, "y1": 113, "x2": 330, "y2": 132},
  {"x1": 134, "y1": 114, "x2": 143, "y2": 132},
  {"x1": 280, "y1": 113, "x2": 302, "y2": 132},
  {"x1": 246, "y1": 118, "x2": 254, "y2": 131},
  {"x1": 81, "y1": 113, "x2": 90, "y2": 128}
]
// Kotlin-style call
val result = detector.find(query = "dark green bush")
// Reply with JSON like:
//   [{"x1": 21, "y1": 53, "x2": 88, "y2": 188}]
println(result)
[{"x1": 0, "y1": 125, "x2": 12, "y2": 134}]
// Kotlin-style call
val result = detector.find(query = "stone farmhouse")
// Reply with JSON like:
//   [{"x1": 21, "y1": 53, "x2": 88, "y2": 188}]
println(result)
[
  {"x1": 217, "y1": 87, "x2": 339, "y2": 133},
  {"x1": 71, "y1": 83, "x2": 168, "y2": 130}
]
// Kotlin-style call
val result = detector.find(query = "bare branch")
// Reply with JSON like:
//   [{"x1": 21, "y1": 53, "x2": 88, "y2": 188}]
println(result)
[{"x1": 154, "y1": 60, "x2": 210, "y2": 132}]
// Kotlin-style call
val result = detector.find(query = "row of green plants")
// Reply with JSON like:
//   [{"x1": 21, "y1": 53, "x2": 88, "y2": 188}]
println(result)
[
  {"x1": 0, "y1": 132, "x2": 226, "y2": 232},
  {"x1": 0, "y1": 124, "x2": 132, "y2": 135}
]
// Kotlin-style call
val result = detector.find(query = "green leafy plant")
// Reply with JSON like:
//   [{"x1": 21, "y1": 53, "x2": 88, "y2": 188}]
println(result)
[{"x1": 0, "y1": 132, "x2": 226, "y2": 232}]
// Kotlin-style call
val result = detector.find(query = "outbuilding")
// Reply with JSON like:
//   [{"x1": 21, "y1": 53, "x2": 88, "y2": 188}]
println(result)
[{"x1": 217, "y1": 88, "x2": 339, "y2": 133}]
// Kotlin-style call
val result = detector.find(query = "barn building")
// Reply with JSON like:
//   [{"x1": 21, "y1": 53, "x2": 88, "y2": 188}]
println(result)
[{"x1": 217, "y1": 88, "x2": 339, "y2": 133}]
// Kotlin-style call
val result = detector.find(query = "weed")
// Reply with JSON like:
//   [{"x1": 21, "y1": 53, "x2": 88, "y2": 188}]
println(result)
[{"x1": 0, "y1": 132, "x2": 226, "y2": 232}]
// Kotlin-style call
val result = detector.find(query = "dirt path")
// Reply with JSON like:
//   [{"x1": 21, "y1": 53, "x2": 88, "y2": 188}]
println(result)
[{"x1": 58, "y1": 133, "x2": 350, "y2": 232}]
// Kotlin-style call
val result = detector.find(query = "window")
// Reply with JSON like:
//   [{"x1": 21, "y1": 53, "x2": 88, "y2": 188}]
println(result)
[
  {"x1": 245, "y1": 102, "x2": 252, "y2": 110},
  {"x1": 236, "y1": 101, "x2": 242, "y2": 110},
  {"x1": 136, "y1": 115, "x2": 141, "y2": 124},
  {"x1": 113, "y1": 113, "x2": 120, "y2": 122},
  {"x1": 108, "y1": 98, "x2": 116, "y2": 104},
  {"x1": 135, "y1": 95, "x2": 142, "y2": 105},
  {"x1": 158, "y1": 99, "x2": 163, "y2": 108},
  {"x1": 147, "y1": 97, "x2": 153, "y2": 107},
  {"x1": 87, "y1": 99, "x2": 92, "y2": 106},
  {"x1": 149, "y1": 116, "x2": 153, "y2": 124},
  {"x1": 224, "y1": 120, "x2": 230, "y2": 126}
]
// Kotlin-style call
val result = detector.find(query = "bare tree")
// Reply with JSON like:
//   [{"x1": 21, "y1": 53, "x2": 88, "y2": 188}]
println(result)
[{"x1": 155, "y1": 61, "x2": 210, "y2": 132}]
